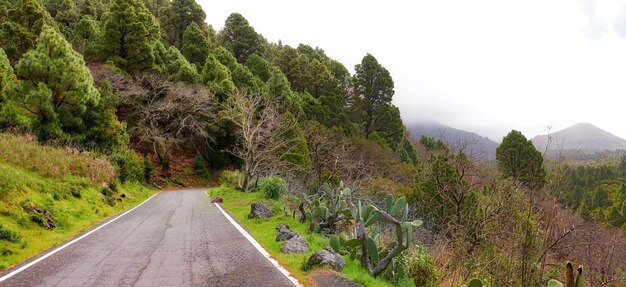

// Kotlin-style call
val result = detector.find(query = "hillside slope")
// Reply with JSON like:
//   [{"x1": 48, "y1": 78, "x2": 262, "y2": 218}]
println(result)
[
  {"x1": 0, "y1": 133, "x2": 155, "y2": 269},
  {"x1": 532, "y1": 123, "x2": 626, "y2": 155},
  {"x1": 407, "y1": 121, "x2": 498, "y2": 160}
]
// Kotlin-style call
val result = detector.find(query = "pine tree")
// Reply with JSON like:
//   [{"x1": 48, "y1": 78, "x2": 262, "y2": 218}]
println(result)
[
  {"x1": 181, "y1": 22, "x2": 211, "y2": 67},
  {"x1": 352, "y1": 53, "x2": 395, "y2": 138},
  {"x1": 245, "y1": 54, "x2": 272, "y2": 82},
  {"x1": 212, "y1": 46, "x2": 238, "y2": 71},
  {"x1": 100, "y1": 0, "x2": 160, "y2": 72},
  {"x1": 72, "y1": 15, "x2": 100, "y2": 58},
  {"x1": 265, "y1": 67, "x2": 296, "y2": 112},
  {"x1": 496, "y1": 130, "x2": 546, "y2": 189},
  {"x1": 0, "y1": 0, "x2": 55, "y2": 61},
  {"x1": 164, "y1": 46, "x2": 200, "y2": 83},
  {"x1": 7, "y1": 25, "x2": 100, "y2": 140},
  {"x1": 160, "y1": 0, "x2": 205, "y2": 47},
  {"x1": 218, "y1": 13, "x2": 264, "y2": 63},
  {"x1": 0, "y1": 48, "x2": 13, "y2": 97},
  {"x1": 201, "y1": 54, "x2": 237, "y2": 100}
]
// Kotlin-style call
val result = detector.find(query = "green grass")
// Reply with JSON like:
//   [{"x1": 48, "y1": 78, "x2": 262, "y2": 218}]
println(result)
[
  {"x1": 0, "y1": 134, "x2": 157, "y2": 269},
  {"x1": 210, "y1": 185, "x2": 392, "y2": 287}
]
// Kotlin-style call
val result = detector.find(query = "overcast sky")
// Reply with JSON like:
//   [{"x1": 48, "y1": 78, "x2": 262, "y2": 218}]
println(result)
[{"x1": 198, "y1": 0, "x2": 626, "y2": 141}]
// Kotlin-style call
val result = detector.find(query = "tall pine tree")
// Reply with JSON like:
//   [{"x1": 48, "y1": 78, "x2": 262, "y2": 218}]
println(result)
[
  {"x1": 6, "y1": 25, "x2": 100, "y2": 140},
  {"x1": 100, "y1": 0, "x2": 160, "y2": 72},
  {"x1": 352, "y1": 54, "x2": 396, "y2": 139},
  {"x1": 181, "y1": 22, "x2": 211, "y2": 68}
]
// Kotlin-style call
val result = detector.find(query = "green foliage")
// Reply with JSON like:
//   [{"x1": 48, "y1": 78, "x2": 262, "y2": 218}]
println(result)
[
  {"x1": 265, "y1": 67, "x2": 298, "y2": 113},
  {"x1": 332, "y1": 194, "x2": 423, "y2": 277},
  {"x1": 548, "y1": 279, "x2": 564, "y2": 287},
  {"x1": 0, "y1": 0, "x2": 55, "y2": 61},
  {"x1": 496, "y1": 130, "x2": 546, "y2": 189},
  {"x1": 100, "y1": 0, "x2": 160, "y2": 72},
  {"x1": 397, "y1": 135, "x2": 419, "y2": 164},
  {"x1": 301, "y1": 183, "x2": 353, "y2": 233},
  {"x1": 0, "y1": 225, "x2": 20, "y2": 243},
  {"x1": 245, "y1": 53, "x2": 272, "y2": 82},
  {"x1": 44, "y1": 0, "x2": 80, "y2": 36},
  {"x1": 160, "y1": 0, "x2": 206, "y2": 47},
  {"x1": 467, "y1": 278, "x2": 484, "y2": 287},
  {"x1": 0, "y1": 48, "x2": 13, "y2": 99},
  {"x1": 419, "y1": 136, "x2": 448, "y2": 151},
  {"x1": 218, "y1": 13, "x2": 264, "y2": 63},
  {"x1": 255, "y1": 176, "x2": 287, "y2": 200},
  {"x1": 201, "y1": 54, "x2": 237, "y2": 99},
  {"x1": 219, "y1": 170, "x2": 244, "y2": 187},
  {"x1": 212, "y1": 46, "x2": 238, "y2": 71},
  {"x1": 193, "y1": 154, "x2": 210, "y2": 177},
  {"x1": 181, "y1": 22, "x2": 211, "y2": 67},
  {"x1": 351, "y1": 54, "x2": 397, "y2": 140},
  {"x1": 555, "y1": 162, "x2": 626, "y2": 228},
  {"x1": 164, "y1": 46, "x2": 200, "y2": 83},
  {"x1": 110, "y1": 149, "x2": 146, "y2": 183},
  {"x1": 231, "y1": 63, "x2": 261, "y2": 92},
  {"x1": 71, "y1": 15, "x2": 100, "y2": 58},
  {"x1": 5, "y1": 25, "x2": 100, "y2": 141}
]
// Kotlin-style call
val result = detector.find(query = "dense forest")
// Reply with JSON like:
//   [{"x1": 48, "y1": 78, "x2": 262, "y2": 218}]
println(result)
[{"x1": 0, "y1": 0, "x2": 625, "y2": 286}]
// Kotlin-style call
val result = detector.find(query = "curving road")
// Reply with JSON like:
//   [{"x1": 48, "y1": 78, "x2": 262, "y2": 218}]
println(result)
[{"x1": 0, "y1": 189, "x2": 294, "y2": 287}]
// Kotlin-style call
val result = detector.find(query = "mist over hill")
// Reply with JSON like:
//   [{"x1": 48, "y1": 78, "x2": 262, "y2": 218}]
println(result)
[
  {"x1": 407, "y1": 122, "x2": 498, "y2": 160},
  {"x1": 531, "y1": 123, "x2": 626, "y2": 157}
]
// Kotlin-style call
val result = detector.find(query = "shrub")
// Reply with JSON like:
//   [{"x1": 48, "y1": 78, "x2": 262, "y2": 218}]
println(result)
[
  {"x1": 110, "y1": 149, "x2": 145, "y2": 183},
  {"x1": 193, "y1": 154, "x2": 210, "y2": 177},
  {"x1": 258, "y1": 176, "x2": 287, "y2": 200},
  {"x1": 219, "y1": 170, "x2": 243, "y2": 187},
  {"x1": 400, "y1": 245, "x2": 438, "y2": 287},
  {"x1": 0, "y1": 225, "x2": 20, "y2": 242},
  {"x1": 143, "y1": 155, "x2": 154, "y2": 184}
]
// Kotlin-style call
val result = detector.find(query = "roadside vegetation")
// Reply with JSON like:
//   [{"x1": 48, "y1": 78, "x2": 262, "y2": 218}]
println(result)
[
  {"x1": 1, "y1": 0, "x2": 625, "y2": 285},
  {"x1": 209, "y1": 184, "x2": 395, "y2": 286},
  {"x1": 0, "y1": 133, "x2": 156, "y2": 269}
]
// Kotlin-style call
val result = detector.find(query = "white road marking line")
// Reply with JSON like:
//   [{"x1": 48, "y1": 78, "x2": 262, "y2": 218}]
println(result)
[
  {"x1": 209, "y1": 192, "x2": 303, "y2": 287},
  {"x1": 0, "y1": 192, "x2": 161, "y2": 283}
]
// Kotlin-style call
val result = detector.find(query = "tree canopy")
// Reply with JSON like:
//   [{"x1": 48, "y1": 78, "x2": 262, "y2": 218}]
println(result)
[{"x1": 496, "y1": 130, "x2": 546, "y2": 189}]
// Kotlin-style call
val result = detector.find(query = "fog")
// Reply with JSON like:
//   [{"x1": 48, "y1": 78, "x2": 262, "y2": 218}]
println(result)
[{"x1": 198, "y1": 0, "x2": 626, "y2": 141}]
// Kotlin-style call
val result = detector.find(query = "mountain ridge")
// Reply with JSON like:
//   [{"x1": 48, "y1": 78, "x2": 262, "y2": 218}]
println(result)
[
  {"x1": 531, "y1": 122, "x2": 626, "y2": 154},
  {"x1": 407, "y1": 121, "x2": 499, "y2": 160}
]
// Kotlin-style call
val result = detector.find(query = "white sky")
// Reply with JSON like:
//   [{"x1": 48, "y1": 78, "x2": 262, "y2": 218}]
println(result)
[{"x1": 198, "y1": 0, "x2": 626, "y2": 141}]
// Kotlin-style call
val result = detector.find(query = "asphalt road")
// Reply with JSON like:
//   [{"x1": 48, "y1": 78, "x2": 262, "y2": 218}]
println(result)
[{"x1": 0, "y1": 188, "x2": 294, "y2": 287}]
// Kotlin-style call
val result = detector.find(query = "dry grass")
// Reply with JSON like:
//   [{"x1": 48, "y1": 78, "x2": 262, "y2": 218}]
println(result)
[{"x1": 0, "y1": 133, "x2": 114, "y2": 184}]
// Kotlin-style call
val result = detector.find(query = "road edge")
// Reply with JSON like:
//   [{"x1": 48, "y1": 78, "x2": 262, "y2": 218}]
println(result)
[
  {"x1": 208, "y1": 192, "x2": 303, "y2": 287},
  {"x1": 0, "y1": 191, "x2": 161, "y2": 283}
]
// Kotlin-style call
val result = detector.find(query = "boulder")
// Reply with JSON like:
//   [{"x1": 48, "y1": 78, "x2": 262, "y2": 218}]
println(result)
[
  {"x1": 306, "y1": 247, "x2": 346, "y2": 271},
  {"x1": 211, "y1": 196, "x2": 223, "y2": 203},
  {"x1": 275, "y1": 224, "x2": 299, "y2": 241},
  {"x1": 280, "y1": 235, "x2": 309, "y2": 254},
  {"x1": 247, "y1": 202, "x2": 273, "y2": 219}
]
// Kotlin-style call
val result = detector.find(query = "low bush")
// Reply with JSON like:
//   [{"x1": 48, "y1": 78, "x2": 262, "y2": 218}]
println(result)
[
  {"x1": 257, "y1": 176, "x2": 287, "y2": 200},
  {"x1": 193, "y1": 155, "x2": 210, "y2": 177},
  {"x1": 0, "y1": 225, "x2": 20, "y2": 242},
  {"x1": 399, "y1": 245, "x2": 438, "y2": 287},
  {"x1": 219, "y1": 170, "x2": 243, "y2": 187}
]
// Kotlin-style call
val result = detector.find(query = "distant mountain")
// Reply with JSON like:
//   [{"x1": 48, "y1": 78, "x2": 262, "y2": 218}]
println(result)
[
  {"x1": 531, "y1": 123, "x2": 626, "y2": 155},
  {"x1": 407, "y1": 122, "x2": 499, "y2": 160}
]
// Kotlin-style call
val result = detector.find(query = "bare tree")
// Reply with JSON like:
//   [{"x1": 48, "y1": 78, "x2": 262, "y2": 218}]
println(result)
[
  {"x1": 219, "y1": 93, "x2": 308, "y2": 191},
  {"x1": 120, "y1": 72, "x2": 215, "y2": 176}
]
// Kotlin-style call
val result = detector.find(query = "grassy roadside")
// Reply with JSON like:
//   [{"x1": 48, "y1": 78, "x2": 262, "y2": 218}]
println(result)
[
  {"x1": 209, "y1": 185, "x2": 392, "y2": 287},
  {"x1": 0, "y1": 133, "x2": 158, "y2": 270},
  {"x1": 0, "y1": 162, "x2": 157, "y2": 269}
]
